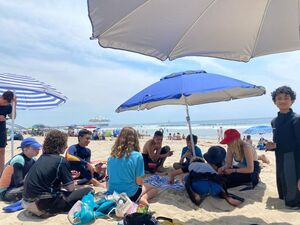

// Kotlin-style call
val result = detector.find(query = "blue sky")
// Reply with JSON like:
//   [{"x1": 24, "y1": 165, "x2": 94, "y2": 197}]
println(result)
[{"x1": 1, "y1": 1, "x2": 300, "y2": 128}]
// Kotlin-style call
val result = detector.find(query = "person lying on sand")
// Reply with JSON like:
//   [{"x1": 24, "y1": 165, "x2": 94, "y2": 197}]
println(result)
[{"x1": 169, "y1": 146, "x2": 244, "y2": 207}]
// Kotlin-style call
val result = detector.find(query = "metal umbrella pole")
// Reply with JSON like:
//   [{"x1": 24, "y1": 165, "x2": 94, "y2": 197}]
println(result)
[{"x1": 184, "y1": 97, "x2": 195, "y2": 156}]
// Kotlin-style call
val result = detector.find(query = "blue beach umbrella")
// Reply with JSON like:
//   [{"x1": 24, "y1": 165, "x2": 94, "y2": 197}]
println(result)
[
  {"x1": 243, "y1": 125, "x2": 273, "y2": 135},
  {"x1": 116, "y1": 70, "x2": 265, "y2": 155},
  {"x1": 0, "y1": 73, "x2": 67, "y2": 157}
]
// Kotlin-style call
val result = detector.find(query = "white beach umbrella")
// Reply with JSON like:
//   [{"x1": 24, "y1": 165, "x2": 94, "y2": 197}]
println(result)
[
  {"x1": 0, "y1": 73, "x2": 67, "y2": 157},
  {"x1": 88, "y1": 0, "x2": 300, "y2": 62}
]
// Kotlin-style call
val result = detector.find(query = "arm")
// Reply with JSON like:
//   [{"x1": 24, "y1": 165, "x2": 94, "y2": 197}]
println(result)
[
  {"x1": 64, "y1": 182, "x2": 75, "y2": 192},
  {"x1": 8, "y1": 97, "x2": 17, "y2": 120},
  {"x1": 135, "y1": 153, "x2": 145, "y2": 186},
  {"x1": 136, "y1": 176, "x2": 143, "y2": 185},
  {"x1": 218, "y1": 148, "x2": 233, "y2": 174},
  {"x1": 169, "y1": 168, "x2": 184, "y2": 184},
  {"x1": 60, "y1": 159, "x2": 75, "y2": 191}
]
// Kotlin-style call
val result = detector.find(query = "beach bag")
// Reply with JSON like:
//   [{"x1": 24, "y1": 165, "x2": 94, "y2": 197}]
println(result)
[
  {"x1": 123, "y1": 212, "x2": 159, "y2": 225},
  {"x1": 68, "y1": 192, "x2": 116, "y2": 225},
  {"x1": 115, "y1": 192, "x2": 138, "y2": 218}
]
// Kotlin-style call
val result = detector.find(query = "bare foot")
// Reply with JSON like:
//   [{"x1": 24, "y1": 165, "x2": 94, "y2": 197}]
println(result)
[
  {"x1": 259, "y1": 154, "x2": 270, "y2": 164},
  {"x1": 225, "y1": 196, "x2": 243, "y2": 206}
]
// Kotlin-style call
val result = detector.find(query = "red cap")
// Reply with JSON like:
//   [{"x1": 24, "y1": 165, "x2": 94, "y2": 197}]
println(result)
[{"x1": 220, "y1": 129, "x2": 241, "y2": 144}]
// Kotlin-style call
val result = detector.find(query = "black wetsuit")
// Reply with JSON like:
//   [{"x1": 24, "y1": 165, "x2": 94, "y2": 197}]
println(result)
[{"x1": 271, "y1": 109, "x2": 300, "y2": 207}]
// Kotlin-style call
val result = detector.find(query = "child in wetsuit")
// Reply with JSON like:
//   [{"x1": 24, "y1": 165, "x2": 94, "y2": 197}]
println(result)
[{"x1": 266, "y1": 86, "x2": 300, "y2": 207}]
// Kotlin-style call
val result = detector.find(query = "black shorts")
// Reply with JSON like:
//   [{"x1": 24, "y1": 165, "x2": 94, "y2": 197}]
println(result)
[
  {"x1": 129, "y1": 186, "x2": 142, "y2": 202},
  {"x1": 0, "y1": 125, "x2": 7, "y2": 148}
]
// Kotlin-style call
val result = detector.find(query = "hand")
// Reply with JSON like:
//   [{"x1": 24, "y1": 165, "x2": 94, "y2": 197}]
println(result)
[
  {"x1": 0, "y1": 115, "x2": 5, "y2": 122},
  {"x1": 167, "y1": 151, "x2": 174, "y2": 157},
  {"x1": 71, "y1": 170, "x2": 80, "y2": 179},
  {"x1": 224, "y1": 168, "x2": 235, "y2": 175},
  {"x1": 169, "y1": 175, "x2": 175, "y2": 184},
  {"x1": 218, "y1": 166, "x2": 226, "y2": 174},
  {"x1": 265, "y1": 141, "x2": 276, "y2": 151},
  {"x1": 185, "y1": 151, "x2": 192, "y2": 159},
  {"x1": 298, "y1": 179, "x2": 300, "y2": 191}
]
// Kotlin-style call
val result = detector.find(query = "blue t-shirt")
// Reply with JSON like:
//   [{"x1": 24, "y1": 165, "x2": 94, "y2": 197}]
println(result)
[
  {"x1": 181, "y1": 145, "x2": 202, "y2": 163},
  {"x1": 107, "y1": 151, "x2": 144, "y2": 197}
]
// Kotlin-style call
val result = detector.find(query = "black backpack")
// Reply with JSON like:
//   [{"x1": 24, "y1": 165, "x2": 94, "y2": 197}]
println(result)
[{"x1": 123, "y1": 212, "x2": 159, "y2": 225}]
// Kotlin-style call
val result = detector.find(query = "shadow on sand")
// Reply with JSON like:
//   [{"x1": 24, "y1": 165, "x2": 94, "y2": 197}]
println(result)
[{"x1": 184, "y1": 215, "x2": 292, "y2": 225}]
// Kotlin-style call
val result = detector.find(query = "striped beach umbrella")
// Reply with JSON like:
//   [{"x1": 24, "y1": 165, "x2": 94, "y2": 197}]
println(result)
[
  {"x1": 0, "y1": 73, "x2": 67, "y2": 110},
  {"x1": 0, "y1": 73, "x2": 67, "y2": 157}
]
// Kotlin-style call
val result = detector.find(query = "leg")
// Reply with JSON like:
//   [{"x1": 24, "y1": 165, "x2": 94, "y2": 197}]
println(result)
[
  {"x1": 0, "y1": 148, "x2": 5, "y2": 176},
  {"x1": 138, "y1": 184, "x2": 158, "y2": 206},
  {"x1": 220, "y1": 191, "x2": 244, "y2": 206},
  {"x1": 173, "y1": 162, "x2": 184, "y2": 170},
  {"x1": 157, "y1": 146, "x2": 171, "y2": 169},
  {"x1": 2, "y1": 186, "x2": 23, "y2": 202}
]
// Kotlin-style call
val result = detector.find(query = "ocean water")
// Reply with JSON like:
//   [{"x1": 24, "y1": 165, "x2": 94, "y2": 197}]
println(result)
[{"x1": 112, "y1": 117, "x2": 274, "y2": 141}]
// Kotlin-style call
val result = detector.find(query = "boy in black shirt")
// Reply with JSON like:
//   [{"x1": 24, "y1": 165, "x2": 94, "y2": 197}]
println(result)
[{"x1": 266, "y1": 86, "x2": 300, "y2": 207}]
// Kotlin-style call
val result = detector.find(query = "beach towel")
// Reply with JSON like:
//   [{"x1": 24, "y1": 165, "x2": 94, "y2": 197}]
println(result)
[
  {"x1": 2, "y1": 200, "x2": 23, "y2": 213},
  {"x1": 144, "y1": 175, "x2": 184, "y2": 191}
]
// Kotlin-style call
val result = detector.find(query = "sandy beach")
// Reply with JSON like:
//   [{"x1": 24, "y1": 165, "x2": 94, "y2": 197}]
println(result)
[{"x1": 0, "y1": 136, "x2": 299, "y2": 225}]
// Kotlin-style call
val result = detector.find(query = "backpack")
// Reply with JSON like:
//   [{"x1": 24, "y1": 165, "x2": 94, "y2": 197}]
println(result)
[
  {"x1": 68, "y1": 192, "x2": 116, "y2": 225},
  {"x1": 123, "y1": 212, "x2": 159, "y2": 225}
]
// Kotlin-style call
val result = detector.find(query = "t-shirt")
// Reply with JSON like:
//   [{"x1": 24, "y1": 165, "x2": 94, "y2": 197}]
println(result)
[
  {"x1": 107, "y1": 151, "x2": 144, "y2": 197},
  {"x1": 180, "y1": 145, "x2": 203, "y2": 163},
  {"x1": 23, "y1": 154, "x2": 73, "y2": 201},
  {"x1": 0, "y1": 104, "x2": 12, "y2": 131},
  {"x1": 182, "y1": 161, "x2": 216, "y2": 174}
]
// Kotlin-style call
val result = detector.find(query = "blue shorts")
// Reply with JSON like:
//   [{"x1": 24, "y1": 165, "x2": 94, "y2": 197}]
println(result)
[{"x1": 184, "y1": 175, "x2": 222, "y2": 196}]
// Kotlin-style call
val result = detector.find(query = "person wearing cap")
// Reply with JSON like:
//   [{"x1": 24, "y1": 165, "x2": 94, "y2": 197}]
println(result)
[
  {"x1": 218, "y1": 129, "x2": 261, "y2": 189},
  {"x1": 23, "y1": 130, "x2": 93, "y2": 217},
  {"x1": 169, "y1": 146, "x2": 244, "y2": 206},
  {"x1": 0, "y1": 91, "x2": 17, "y2": 175},
  {"x1": 0, "y1": 137, "x2": 41, "y2": 202}
]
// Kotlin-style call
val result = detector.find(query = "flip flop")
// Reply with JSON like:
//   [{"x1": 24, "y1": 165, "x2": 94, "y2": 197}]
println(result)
[{"x1": 2, "y1": 200, "x2": 23, "y2": 213}]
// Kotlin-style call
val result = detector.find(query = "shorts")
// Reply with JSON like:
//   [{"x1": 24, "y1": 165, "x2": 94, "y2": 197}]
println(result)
[
  {"x1": 0, "y1": 129, "x2": 7, "y2": 148},
  {"x1": 129, "y1": 186, "x2": 142, "y2": 202}
]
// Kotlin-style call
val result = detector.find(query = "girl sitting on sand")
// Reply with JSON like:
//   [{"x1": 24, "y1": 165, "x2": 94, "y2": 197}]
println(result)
[
  {"x1": 218, "y1": 129, "x2": 261, "y2": 189},
  {"x1": 107, "y1": 127, "x2": 158, "y2": 206}
]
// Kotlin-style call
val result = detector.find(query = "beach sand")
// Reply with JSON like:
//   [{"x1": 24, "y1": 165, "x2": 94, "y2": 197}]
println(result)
[{"x1": 0, "y1": 136, "x2": 299, "y2": 225}]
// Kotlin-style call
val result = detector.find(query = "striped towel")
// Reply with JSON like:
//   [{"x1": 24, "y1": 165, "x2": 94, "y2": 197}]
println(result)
[{"x1": 144, "y1": 175, "x2": 184, "y2": 191}]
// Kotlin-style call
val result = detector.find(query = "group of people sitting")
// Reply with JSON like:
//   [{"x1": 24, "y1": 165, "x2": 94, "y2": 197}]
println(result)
[{"x1": 0, "y1": 127, "x2": 265, "y2": 217}]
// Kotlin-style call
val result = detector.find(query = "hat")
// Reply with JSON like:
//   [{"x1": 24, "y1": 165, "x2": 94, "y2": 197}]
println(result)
[
  {"x1": 18, "y1": 137, "x2": 42, "y2": 150},
  {"x1": 203, "y1": 146, "x2": 226, "y2": 166},
  {"x1": 220, "y1": 129, "x2": 241, "y2": 144}
]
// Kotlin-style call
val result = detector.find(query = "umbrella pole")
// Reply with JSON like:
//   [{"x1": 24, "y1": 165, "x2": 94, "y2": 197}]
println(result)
[
  {"x1": 184, "y1": 97, "x2": 195, "y2": 156},
  {"x1": 10, "y1": 99, "x2": 16, "y2": 158}
]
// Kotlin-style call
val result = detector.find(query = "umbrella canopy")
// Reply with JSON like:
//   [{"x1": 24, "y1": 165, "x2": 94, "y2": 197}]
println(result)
[
  {"x1": 0, "y1": 73, "x2": 67, "y2": 157},
  {"x1": 116, "y1": 70, "x2": 265, "y2": 155},
  {"x1": 88, "y1": 0, "x2": 300, "y2": 62},
  {"x1": 243, "y1": 125, "x2": 273, "y2": 135},
  {"x1": 0, "y1": 73, "x2": 67, "y2": 110},
  {"x1": 116, "y1": 70, "x2": 265, "y2": 112}
]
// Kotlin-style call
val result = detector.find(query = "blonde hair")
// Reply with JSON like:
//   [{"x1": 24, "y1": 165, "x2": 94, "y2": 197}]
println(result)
[
  {"x1": 111, "y1": 127, "x2": 140, "y2": 158},
  {"x1": 230, "y1": 138, "x2": 244, "y2": 161}
]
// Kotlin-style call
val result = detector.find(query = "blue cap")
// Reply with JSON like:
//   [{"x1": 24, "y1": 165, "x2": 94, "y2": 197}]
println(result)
[{"x1": 18, "y1": 137, "x2": 42, "y2": 150}]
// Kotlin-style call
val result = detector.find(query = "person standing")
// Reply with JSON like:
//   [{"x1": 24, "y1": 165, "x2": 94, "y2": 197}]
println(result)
[
  {"x1": 0, "y1": 91, "x2": 16, "y2": 175},
  {"x1": 266, "y1": 86, "x2": 300, "y2": 207}
]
